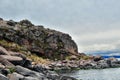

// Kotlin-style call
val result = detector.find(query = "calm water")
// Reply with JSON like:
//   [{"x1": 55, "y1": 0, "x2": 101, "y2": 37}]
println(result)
[{"x1": 62, "y1": 68, "x2": 120, "y2": 80}]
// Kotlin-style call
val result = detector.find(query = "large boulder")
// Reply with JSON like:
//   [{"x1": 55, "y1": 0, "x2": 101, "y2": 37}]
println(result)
[
  {"x1": 0, "y1": 63, "x2": 5, "y2": 68},
  {"x1": 0, "y1": 19, "x2": 78, "y2": 60},
  {"x1": 21, "y1": 77, "x2": 40, "y2": 80},
  {"x1": 0, "y1": 55, "x2": 14, "y2": 67},
  {"x1": 0, "y1": 74, "x2": 9, "y2": 80},
  {"x1": 107, "y1": 57, "x2": 120, "y2": 67},
  {"x1": 15, "y1": 66, "x2": 48, "y2": 80},
  {"x1": 0, "y1": 46, "x2": 10, "y2": 55},
  {"x1": 8, "y1": 51, "x2": 26, "y2": 59},
  {"x1": 93, "y1": 56, "x2": 103, "y2": 62},
  {"x1": 45, "y1": 70, "x2": 59, "y2": 80},
  {"x1": 0, "y1": 55, "x2": 23, "y2": 65},
  {"x1": 0, "y1": 55, "x2": 23, "y2": 61},
  {"x1": 96, "y1": 60, "x2": 109, "y2": 69},
  {"x1": 60, "y1": 76, "x2": 77, "y2": 80},
  {"x1": 8, "y1": 72, "x2": 24, "y2": 80}
]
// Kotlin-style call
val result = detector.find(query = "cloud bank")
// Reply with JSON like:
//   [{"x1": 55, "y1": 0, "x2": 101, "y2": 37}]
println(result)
[{"x1": 0, "y1": 0, "x2": 120, "y2": 54}]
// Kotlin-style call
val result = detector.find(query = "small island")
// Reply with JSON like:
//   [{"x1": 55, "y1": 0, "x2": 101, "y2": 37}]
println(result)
[{"x1": 0, "y1": 18, "x2": 120, "y2": 80}]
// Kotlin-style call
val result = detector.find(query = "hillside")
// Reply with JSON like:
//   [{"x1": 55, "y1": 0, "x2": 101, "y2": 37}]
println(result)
[
  {"x1": 0, "y1": 18, "x2": 79, "y2": 80},
  {"x1": 0, "y1": 18, "x2": 78, "y2": 60}
]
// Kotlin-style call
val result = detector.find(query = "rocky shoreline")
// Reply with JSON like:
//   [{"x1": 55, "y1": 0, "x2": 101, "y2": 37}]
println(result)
[
  {"x1": 49, "y1": 56, "x2": 120, "y2": 70},
  {"x1": 0, "y1": 46, "x2": 77, "y2": 80},
  {"x1": 1, "y1": 46, "x2": 120, "y2": 80}
]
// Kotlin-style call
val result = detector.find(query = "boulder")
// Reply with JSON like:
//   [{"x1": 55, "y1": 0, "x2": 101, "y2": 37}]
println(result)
[
  {"x1": 21, "y1": 59, "x2": 32, "y2": 68},
  {"x1": 8, "y1": 51, "x2": 20, "y2": 56},
  {"x1": 7, "y1": 20, "x2": 16, "y2": 26},
  {"x1": 15, "y1": 66, "x2": 47, "y2": 80},
  {"x1": 60, "y1": 76, "x2": 77, "y2": 80},
  {"x1": 45, "y1": 70, "x2": 59, "y2": 80},
  {"x1": 108, "y1": 57, "x2": 118, "y2": 62},
  {"x1": 93, "y1": 56, "x2": 103, "y2": 62},
  {"x1": 19, "y1": 19, "x2": 33, "y2": 27},
  {"x1": 7, "y1": 51, "x2": 32, "y2": 68},
  {"x1": 0, "y1": 55, "x2": 14, "y2": 67},
  {"x1": 107, "y1": 57, "x2": 120, "y2": 67},
  {"x1": 8, "y1": 72, "x2": 24, "y2": 80},
  {"x1": 0, "y1": 63, "x2": 5, "y2": 68},
  {"x1": 0, "y1": 55, "x2": 23, "y2": 65},
  {"x1": 8, "y1": 51, "x2": 26, "y2": 59},
  {"x1": 0, "y1": 74, "x2": 9, "y2": 80},
  {"x1": 33, "y1": 64, "x2": 46, "y2": 72},
  {"x1": 0, "y1": 46, "x2": 10, "y2": 55},
  {"x1": 21, "y1": 77, "x2": 40, "y2": 80},
  {"x1": 0, "y1": 55, "x2": 23, "y2": 61},
  {"x1": 96, "y1": 60, "x2": 109, "y2": 69},
  {"x1": 0, "y1": 69, "x2": 9, "y2": 76}
]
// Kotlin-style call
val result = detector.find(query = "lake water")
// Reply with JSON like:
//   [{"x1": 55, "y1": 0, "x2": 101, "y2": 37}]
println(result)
[
  {"x1": 62, "y1": 57, "x2": 120, "y2": 80},
  {"x1": 62, "y1": 68, "x2": 120, "y2": 80}
]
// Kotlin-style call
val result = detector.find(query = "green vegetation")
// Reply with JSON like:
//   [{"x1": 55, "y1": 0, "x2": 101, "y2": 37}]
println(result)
[{"x1": 8, "y1": 67, "x2": 16, "y2": 73}]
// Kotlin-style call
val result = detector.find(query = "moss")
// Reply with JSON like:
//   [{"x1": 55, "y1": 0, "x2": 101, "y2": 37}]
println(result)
[{"x1": 8, "y1": 67, "x2": 16, "y2": 73}]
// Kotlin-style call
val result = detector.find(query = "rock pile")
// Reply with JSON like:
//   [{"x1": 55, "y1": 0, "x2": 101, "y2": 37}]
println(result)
[
  {"x1": 0, "y1": 46, "x2": 77, "y2": 80},
  {"x1": 49, "y1": 56, "x2": 120, "y2": 70}
]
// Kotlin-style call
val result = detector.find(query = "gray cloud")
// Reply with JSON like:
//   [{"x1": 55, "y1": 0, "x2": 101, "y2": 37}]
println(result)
[{"x1": 0, "y1": 0, "x2": 120, "y2": 52}]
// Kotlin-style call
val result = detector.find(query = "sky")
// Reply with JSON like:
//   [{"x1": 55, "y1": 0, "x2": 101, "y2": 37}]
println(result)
[{"x1": 0, "y1": 0, "x2": 120, "y2": 54}]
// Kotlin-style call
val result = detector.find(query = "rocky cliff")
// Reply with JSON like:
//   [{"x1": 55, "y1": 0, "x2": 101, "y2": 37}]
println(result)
[{"x1": 0, "y1": 18, "x2": 78, "y2": 60}]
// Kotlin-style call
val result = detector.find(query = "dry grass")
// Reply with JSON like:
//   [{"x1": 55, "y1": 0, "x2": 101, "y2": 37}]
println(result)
[
  {"x1": 0, "y1": 39, "x2": 50, "y2": 65},
  {"x1": 0, "y1": 39, "x2": 27, "y2": 52},
  {"x1": 81, "y1": 56, "x2": 90, "y2": 60},
  {"x1": 26, "y1": 53, "x2": 50, "y2": 65}
]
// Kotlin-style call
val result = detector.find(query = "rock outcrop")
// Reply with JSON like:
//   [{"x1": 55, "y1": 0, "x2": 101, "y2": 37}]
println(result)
[
  {"x1": 0, "y1": 18, "x2": 78, "y2": 60},
  {"x1": 0, "y1": 18, "x2": 79, "y2": 80}
]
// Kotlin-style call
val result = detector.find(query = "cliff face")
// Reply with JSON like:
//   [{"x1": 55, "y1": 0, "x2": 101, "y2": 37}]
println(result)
[{"x1": 0, "y1": 18, "x2": 78, "y2": 60}]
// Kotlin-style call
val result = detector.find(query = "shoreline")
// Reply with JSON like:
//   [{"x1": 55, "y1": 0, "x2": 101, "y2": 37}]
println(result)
[
  {"x1": 1, "y1": 45, "x2": 120, "y2": 80},
  {"x1": 47, "y1": 56, "x2": 120, "y2": 71}
]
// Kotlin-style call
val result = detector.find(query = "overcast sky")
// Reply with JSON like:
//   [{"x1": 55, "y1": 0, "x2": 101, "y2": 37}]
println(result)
[{"x1": 0, "y1": 0, "x2": 120, "y2": 53}]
